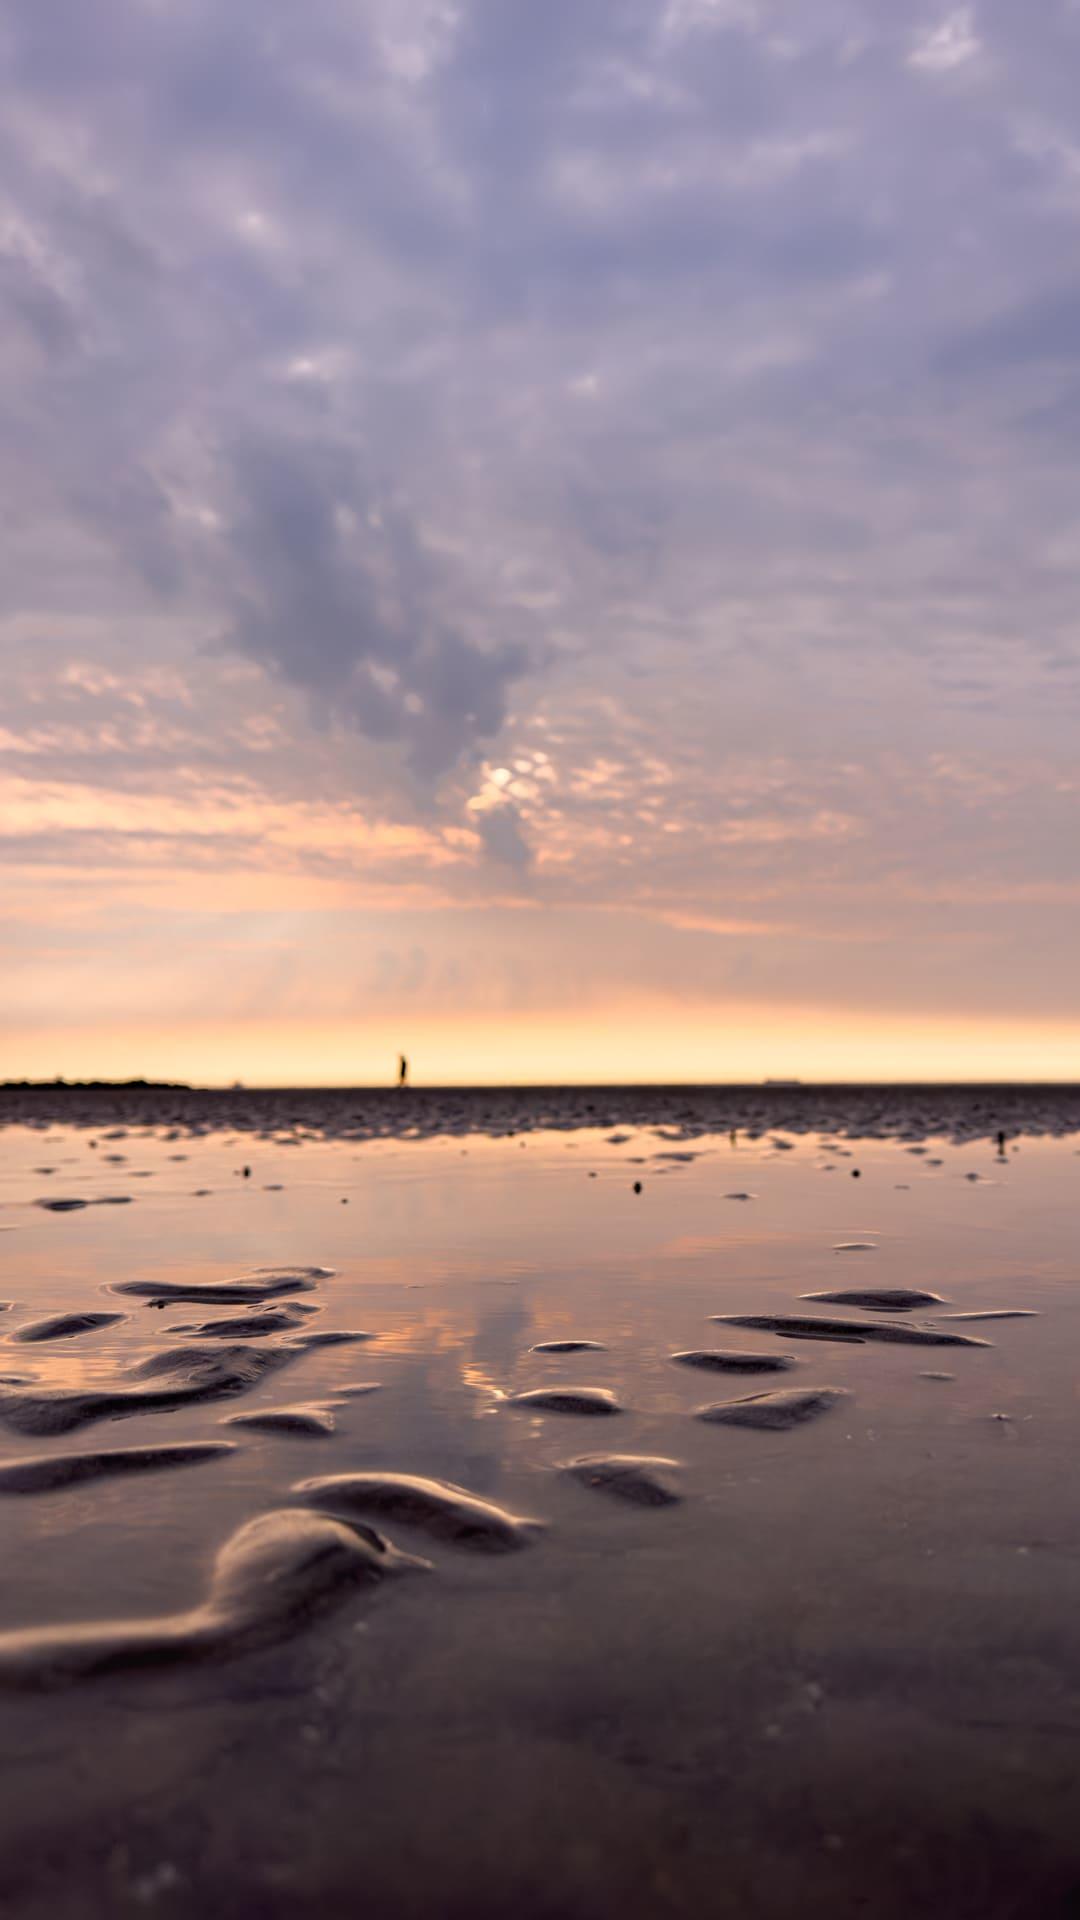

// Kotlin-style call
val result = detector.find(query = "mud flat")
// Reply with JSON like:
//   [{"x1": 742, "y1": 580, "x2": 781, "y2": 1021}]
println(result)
[{"x1": 1, "y1": 1089, "x2": 1079, "y2": 1918}]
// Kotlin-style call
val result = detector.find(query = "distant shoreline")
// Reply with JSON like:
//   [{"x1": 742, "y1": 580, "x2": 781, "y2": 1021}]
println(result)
[
  {"x1": 6, "y1": 1078, "x2": 1080, "y2": 1095},
  {"x1": 3, "y1": 1080, "x2": 1080, "y2": 1145}
]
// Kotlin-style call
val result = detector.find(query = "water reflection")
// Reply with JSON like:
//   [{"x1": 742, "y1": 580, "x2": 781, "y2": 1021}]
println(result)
[{"x1": 1, "y1": 1114, "x2": 1079, "y2": 1917}]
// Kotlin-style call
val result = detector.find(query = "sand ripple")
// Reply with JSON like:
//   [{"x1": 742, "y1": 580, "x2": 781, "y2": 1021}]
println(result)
[
  {"x1": 114, "y1": 1266, "x2": 332, "y2": 1305},
  {"x1": 0, "y1": 1441, "x2": 236, "y2": 1496},
  {"x1": 561, "y1": 1455, "x2": 682, "y2": 1506},
  {"x1": 295, "y1": 1472, "x2": 541, "y2": 1551},
  {"x1": 697, "y1": 1387, "x2": 849, "y2": 1430},
  {"x1": 227, "y1": 1404, "x2": 337, "y2": 1436},
  {"x1": 714, "y1": 1312, "x2": 988, "y2": 1348},
  {"x1": 509, "y1": 1387, "x2": 622, "y2": 1416},
  {"x1": 12, "y1": 1311, "x2": 127, "y2": 1343},
  {"x1": 0, "y1": 1509, "x2": 427, "y2": 1689},
  {"x1": 530, "y1": 1340, "x2": 605, "y2": 1354},
  {"x1": 670, "y1": 1349, "x2": 796, "y2": 1374},
  {"x1": 802, "y1": 1288, "x2": 946, "y2": 1312}
]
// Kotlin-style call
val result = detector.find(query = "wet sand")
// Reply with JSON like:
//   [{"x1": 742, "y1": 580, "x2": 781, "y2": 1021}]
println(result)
[{"x1": 0, "y1": 1090, "x2": 1079, "y2": 1916}]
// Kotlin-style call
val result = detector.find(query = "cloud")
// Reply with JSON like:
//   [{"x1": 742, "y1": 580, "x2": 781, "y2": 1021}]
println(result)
[
  {"x1": 908, "y1": 8, "x2": 980, "y2": 74},
  {"x1": 3, "y1": 0, "x2": 1080, "y2": 1048},
  {"x1": 936, "y1": 285, "x2": 1080, "y2": 375},
  {"x1": 473, "y1": 801, "x2": 533, "y2": 871},
  {"x1": 217, "y1": 430, "x2": 529, "y2": 777}
]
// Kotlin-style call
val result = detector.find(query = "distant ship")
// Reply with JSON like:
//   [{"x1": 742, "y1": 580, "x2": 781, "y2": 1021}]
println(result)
[{"x1": 763, "y1": 1077, "x2": 802, "y2": 1086}]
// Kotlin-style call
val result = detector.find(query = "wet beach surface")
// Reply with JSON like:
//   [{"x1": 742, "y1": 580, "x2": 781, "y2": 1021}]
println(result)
[{"x1": 2, "y1": 1089, "x2": 1080, "y2": 1917}]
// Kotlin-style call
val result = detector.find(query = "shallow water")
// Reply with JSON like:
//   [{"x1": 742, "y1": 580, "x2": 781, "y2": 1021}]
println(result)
[{"x1": 2, "y1": 1106, "x2": 1080, "y2": 1916}]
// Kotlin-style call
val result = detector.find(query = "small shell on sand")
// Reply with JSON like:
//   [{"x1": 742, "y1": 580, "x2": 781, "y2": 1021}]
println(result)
[
  {"x1": 670, "y1": 1350, "x2": 796, "y2": 1374},
  {"x1": 802, "y1": 1289, "x2": 946, "y2": 1312},
  {"x1": 509, "y1": 1387, "x2": 622, "y2": 1416},
  {"x1": 696, "y1": 1387, "x2": 849, "y2": 1431},
  {"x1": 561, "y1": 1455, "x2": 682, "y2": 1507},
  {"x1": 295, "y1": 1472, "x2": 541, "y2": 1551},
  {"x1": 530, "y1": 1340, "x2": 606, "y2": 1354}
]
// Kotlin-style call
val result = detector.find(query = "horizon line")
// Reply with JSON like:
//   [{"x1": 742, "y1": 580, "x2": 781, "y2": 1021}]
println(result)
[{"x1": 6, "y1": 1077, "x2": 1080, "y2": 1095}]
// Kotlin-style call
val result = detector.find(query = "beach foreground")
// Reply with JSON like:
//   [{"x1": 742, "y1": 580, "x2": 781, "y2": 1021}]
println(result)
[{"x1": 1, "y1": 1089, "x2": 1078, "y2": 1917}]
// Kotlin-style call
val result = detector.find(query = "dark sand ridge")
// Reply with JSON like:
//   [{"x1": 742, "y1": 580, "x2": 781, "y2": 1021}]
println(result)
[
  {"x1": 0, "y1": 1509, "x2": 428, "y2": 1689},
  {"x1": 713, "y1": 1313, "x2": 990, "y2": 1348},
  {"x1": 165, "y1": 1305, "x2": 318, "y2": 1337},
  {"x1": 560, "y1": 1455, "x2": 683, "y2": 1506},
  {"x1": 294, "y1": 1472, "x2": 543, "y2": 1552},
  {"x1": 0, "y1": 1332, "x2": 371, "y2": 1438},
  {"x1": 0, "y1": 1441, "x2": 237, "y2": 1495},
  {"x1": 33, "y1": 1197, "x2": 134, "y2": 1213},
  {"x1": 530, "y1": 1340, "x2": 605, "y2": 1354},
  {"x1": 671, "y1": 1350, "x2": 797, "y2": 1374},
  {"x1": 113, "y1": 1265, "x2": 332, "y2": 1305},
  {"x1": 11, "y1": 1312, "x2": 127, "y2": 1344},
  {"x1": 298, "y1": 1329, "x2": 377, "y2": 1348},
  {"x1": 940, "y1": 1310, "x2": 1039, "y2": 1322},
  {"x1": 697, "y1": 1387, "x2": 850, "y2": 1430},
  {"x1": 227, "y1": 1404, "x2": 339, "y2": 1436},
  {"x1": 508, "y1": 1387, "x2": 623, "y2": 1416},
  {"x1": 802, "y1": 1289, "x2": 946, "y2": 1311}
]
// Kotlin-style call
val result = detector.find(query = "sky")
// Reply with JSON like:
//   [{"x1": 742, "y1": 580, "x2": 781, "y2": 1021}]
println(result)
[{"x1": 3, "y1": 0, "x2": 1080, "y2": 1085}]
